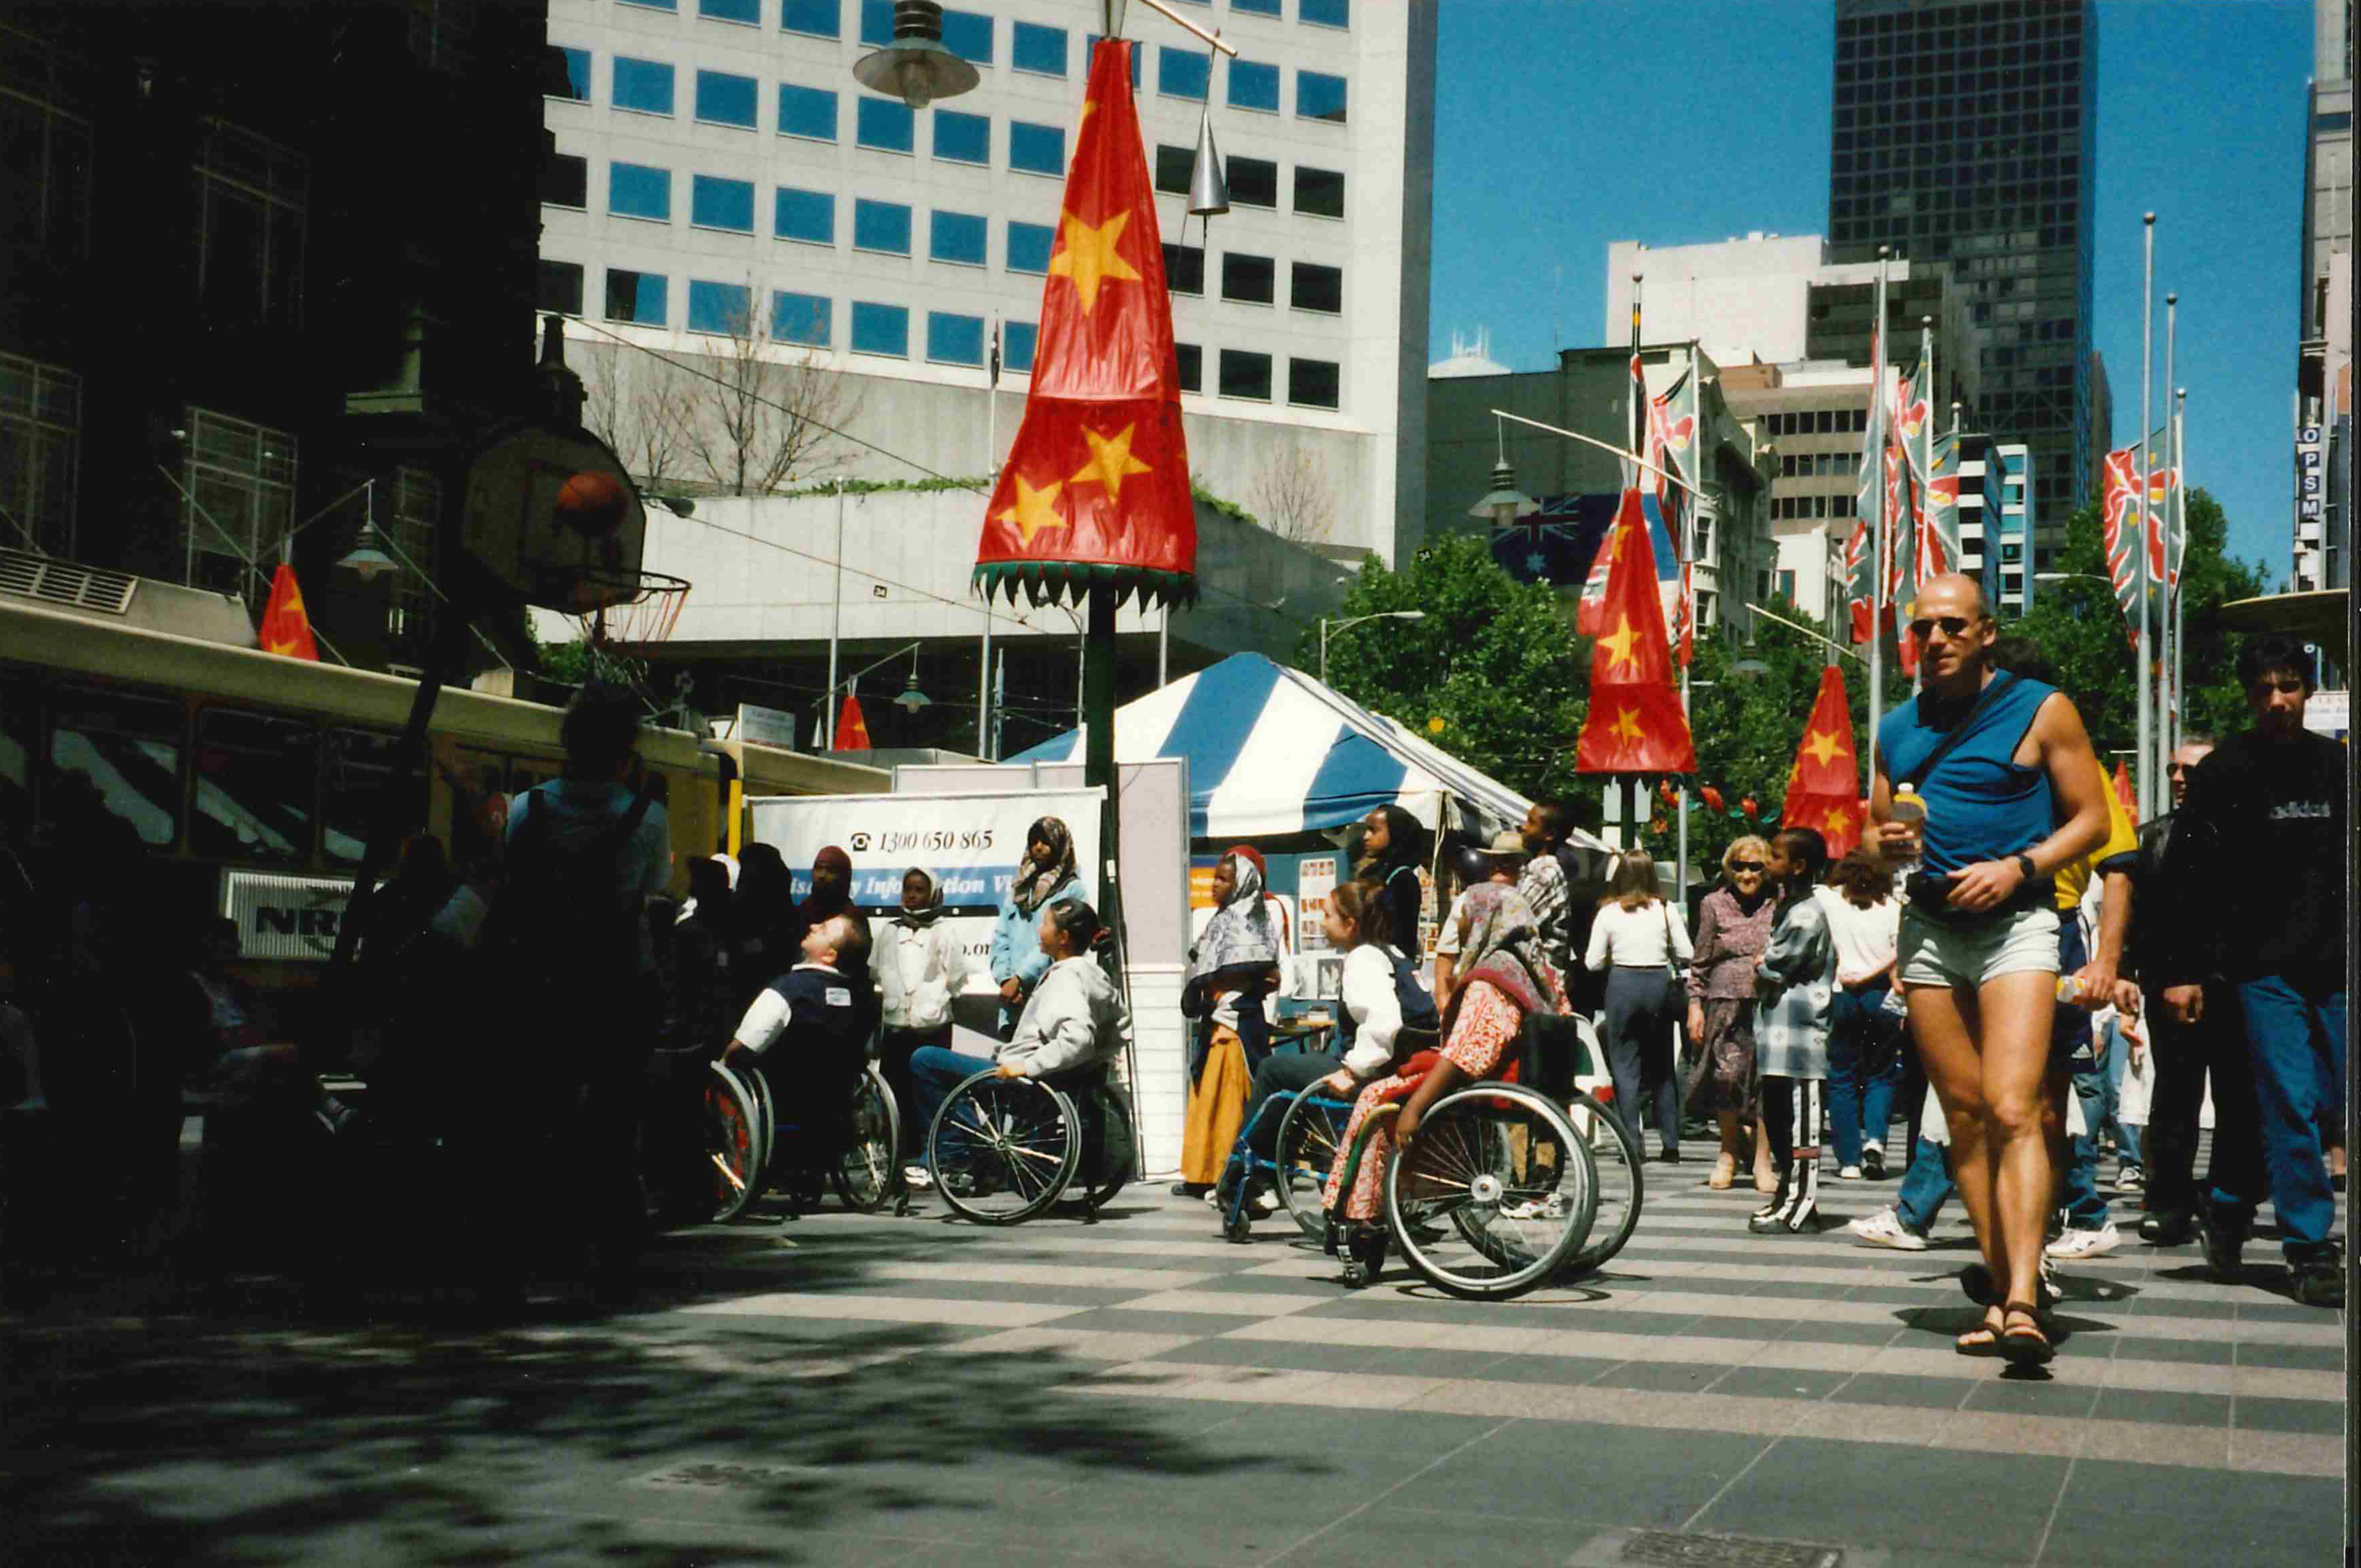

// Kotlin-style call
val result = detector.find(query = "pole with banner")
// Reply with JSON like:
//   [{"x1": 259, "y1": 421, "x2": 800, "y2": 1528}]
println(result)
[
  {"x1": 2160, "y1": 292, "x2": 2177, "y2": 784},
  {"x1": 2173, "y1": 387, "x2": 2187, "y2": 756},
  {"x1": 1866, "y1": 246, "x2": 1889, "y2": 789},
  {"x1": 2136, "y1": 215, "x2": 2155, "y2": 820}
]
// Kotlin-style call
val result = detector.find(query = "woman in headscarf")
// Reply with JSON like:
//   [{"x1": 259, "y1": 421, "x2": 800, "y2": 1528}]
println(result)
[
  {"x1": 1175, "y1": 846, "x2": 1285, "y2": 1196},
  {"x1": 800, "y1": 843, "x2": 875, "y2": 1032},
  {"x1": 989, "y1": 816, "x2": 1082, "y2": 1039},
  {"x1": 1320, "y1": 880, "x2": 1565, "y2": 1282},
  {"x1": 1355, "y1": 805, "x2": 1430, "y2": 967},
  {"x1": 878, "y1": 866, "x2": 971, "y2": 1166}
]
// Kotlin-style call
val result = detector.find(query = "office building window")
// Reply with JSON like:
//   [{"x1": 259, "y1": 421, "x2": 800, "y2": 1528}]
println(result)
[
  {"x1": 604, "y1": 268, "x2": 666, "y2": 324},
  {"x1": 1003, "y1": 320, "x2": 1037, "y2": 373},
  {"x1": 193, "y1": 118, "x2": 306, "y2": 328},
  {"x1": 688, "y1": 279, "x2": 752, "y2": 334},
  {"x1": 859, "y1": 0, "x2": 893, "y2": 44},
  {"x1": 855, "y1": 96, "x2": 913, "y2": 152},
  {"x1": 853, "y1": 198, "x2": 911, "y2": 254},
  {"x1": 1776, "y1": 568, "x2": 1797, "y2": 603},
  {"x1": 1219, "y1": 349, "x2": 1273, "y2": 402},
  {"x1": 540, "y1": 151, "x2": 587, "y2": 208},
  {"x1": 773, "y1": 290, "x2": 830, "y2": 347},
  {"x1": 1163, "y1": 243, "x2": 1204, "y2": 295},
  {"x1": 1233, "y1": 0, "x2": 1279, "y2": 14},
  {"x1": 1298, "y1": 70, "x2": 1346, "y2": 122},
  {"x1": 536, "y1": 259, "x2": 584, "y2": 315},
  {"x1": 940, "y1": 9, "x2": 991, "y2": 65},
  {"x1": 1154, "y1": 144, "x2": 1193, "y2": 196},
  {"x1": 612, "y1": 56, "x2": 674, "y2": 115},
  {"x1": 1085, "y1": 34, "x2": 1141, "y2": 84},
  {"x1": 1008, "y1": 120, "x2": 1063, "y2": 174},
  {"x1": 1012, "y1": 22, "x2": 1065, "y2": 75},
  {"x1": 781, "y1": 0, "x2": 837, "y2": 37},
  {"x1": 1174, "y1": 342, "x2": 1202, "y2": 394},
  {"x1": 851, "y1": 301, "x2": 909, "y2": 357},
  {"x1": 1159, "y1": 46, "x2": 1209, "y2": 100},
  {"x1": 929, "y1": 209, "x2": 987, "y2": 265},
  {"x1": 1290, "y1": 260, "x2": 1341, "y2": 314},
  {"x1": 1226, "y1": 155, "x2": 1277, "y2": 208},
  {"x1": 927, "y1": 312, "x2": 985, "y2": 366},
  {"x1": 1221, "y1": 252, "x2": 1274, "y2": 305},
  {"x1": 1229, "y1": 60, "x2": 1279, "y2": 112},
  {"x1": 549, "y1": 46, "x2": 590, "y2": 100},
  {"x1": 181, "y1": 407, "x2": 295, "y2": 600},
  {"x1": 933, "y1": 109, "x2": 989, "y2": 164},
  {"x1": 1289, "y1": 358, "x2": 1339, "y2": 410},
  {"x1": 608, "y1": 161, "x2": 671, "y2": 221},
  {"x1": 619, "y1": 0, "x2": 674, "y2": 9},
  {"x1": 691, "y1": 174, "x2": 754, "y2": 231},
  {"x1": 0, "y1": 352, "x2": 81, "y2": 558},
  {"x1": 1007, "y1": 220, "x2": 1054, "y2": 274},
  {"x1": 1294, "y1": 165, "x2": 1345, "y2": 217},
  {"x1": 775, "y1": 185, "x2": 833, "y2": 243},
  {"x1": 701, "y1": 0, "x2": 759, "y2": 22},
  {"x1": 3, "y1": 32, "x2": 92, "y2": 261},
  {"x1": 695, "y1": 69, "x2": 759, "y2": 127},
  {"x1": 1300, "y1": 0, "x2": 1349, "y2": 28},
  {"x1": 778, "y1": 82, "x2": 837, "y2": 140}
]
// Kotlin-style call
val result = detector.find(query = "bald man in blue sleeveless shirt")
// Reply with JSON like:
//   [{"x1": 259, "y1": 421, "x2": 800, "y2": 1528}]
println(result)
[{"x1": 1870, "y1": 574, "x2": 2110, "y2": 1365}]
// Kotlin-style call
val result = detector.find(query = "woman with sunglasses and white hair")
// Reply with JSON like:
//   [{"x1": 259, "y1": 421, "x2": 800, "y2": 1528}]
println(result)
[{"x1": 1685, "y1": 836, "x2": 1779, "y2": 1191}]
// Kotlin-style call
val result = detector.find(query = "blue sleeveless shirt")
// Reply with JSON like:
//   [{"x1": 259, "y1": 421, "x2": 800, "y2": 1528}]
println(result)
[{"x1": 1874, "y1": 676, "x2": 2057, "y2": 876}]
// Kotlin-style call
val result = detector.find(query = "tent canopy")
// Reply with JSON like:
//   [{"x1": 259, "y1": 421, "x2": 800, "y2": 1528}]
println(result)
[{"x1": 1009, "y1": 653, "x2": 1607, "y2": 854}]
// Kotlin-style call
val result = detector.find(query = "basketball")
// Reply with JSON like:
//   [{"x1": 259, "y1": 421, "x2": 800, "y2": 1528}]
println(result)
[{"x1": 554, "y1": 470, "x2": 629, "y2": 539}]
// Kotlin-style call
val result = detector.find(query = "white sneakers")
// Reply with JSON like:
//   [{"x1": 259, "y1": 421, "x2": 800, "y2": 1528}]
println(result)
[
  {"x1": 2044, "y1": 1219, "x2": 2122, "y2": 1260},
  {"x1": 1846, "y1": 1207, "x2": 1929, "y2": 1251}
]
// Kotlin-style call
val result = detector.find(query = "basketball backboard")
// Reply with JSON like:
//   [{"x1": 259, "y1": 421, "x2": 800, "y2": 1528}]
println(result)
[{"x1": 460, "y1": 424, "x2": 649, "y2": 612}]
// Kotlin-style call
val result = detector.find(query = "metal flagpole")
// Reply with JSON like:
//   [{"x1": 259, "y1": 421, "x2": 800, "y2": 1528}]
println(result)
[
  {"x1": 2173, "y1": 388, "x2": 2188, "y2": 763},
  {"x1": 2160, "y1": 292, "x2": 2177, "y2": 787},
  {"x1": 1676, "y1": 338, "x2": 1695, "y2": 908},
  {"x1": 1867, "y1": 247, "x2": 1888, "y2": 793},
  {"x1": 826, "y1": 476, "x2": 844, "y2": 748},
  {"x1": 1915, "y1": 314, "x2": 1934, "y2": 697},
  {"x1": 980, "y1": 315, "x2": 999, "y2": 759},
  {"x1": 2136, "y1": 215, "x2": 2155, "y2": 820}
]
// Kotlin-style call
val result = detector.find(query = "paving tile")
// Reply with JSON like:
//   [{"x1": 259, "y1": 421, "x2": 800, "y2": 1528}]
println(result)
[
  {"x1": 1586, "y1": 1359, "x2": 1737, "y2": 1394},
  {"x1": 2043, "y1": 1458, "x2": 2346, "y2": 1565},
  {"x1": 1705, "y1": 1363, "x2": 1853, "y2": 1401},
  {"x1": 2074, "y1": 1416, "x2": 2232, "y2": 1470},
  {"x1": 1045, "y1": 1306, "x2": 1288, "y2": 1337},
  {"x1": 1259, "y1": 1503, "x2": 1619, "y2": 1568},
  {"x1": 2234, "y1": 1339, "x2": 2346, "y2": 1371},
  {"x1": 2226, "y1": 1429, "x2": 2348, "y2": 1478},
  {"x1": 2088, "y1": 1385, "x2": 2233, "y2": 1429},
  {"x1": 2233, "y1": 1395, "x2": 2348, "y2": 1435},
  {"x1": 1690, "y1": 1437, "x2": 2070, "y2": 1560},
  {"x1": 1141, "y1": 1336, "x2": 1377, "y2": 1374},
  {"x1": 2110, "y1": 1332, "x2": 2236, "y2": 1365},
  {"x1": 1421, "y1": 1421, "x2": 1769, "y2": 1525},
  {"x1": 1959, "y1": 1373, "x2": 2102, "y2": 1421},
  {"x1": 1825, "y1": 1370, "x2": 1973, "y2": 1409},
  {"x1": 1189, "y1": 1400, "x2": 1506, "y2": 1459}
]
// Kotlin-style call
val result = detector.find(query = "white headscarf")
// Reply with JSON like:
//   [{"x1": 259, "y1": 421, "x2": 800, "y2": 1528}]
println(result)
[{"x1": 1189, "y1": 851, "x2": 1280, "y2": 980}]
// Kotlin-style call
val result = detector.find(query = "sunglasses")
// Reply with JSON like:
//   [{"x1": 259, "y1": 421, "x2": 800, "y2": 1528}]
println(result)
[
  {"x1": 1730, "y1": 861, "x2": 1765, "y2": 873},
  {"x1": 1907, "y1": 614, "x2": 1979, "y2": 641}
]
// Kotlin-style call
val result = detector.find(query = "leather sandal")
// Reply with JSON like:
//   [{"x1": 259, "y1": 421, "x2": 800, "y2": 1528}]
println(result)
[
  {"x1": 1955, "y1": 1304, "x2": 2004, "y2": 1356},
  {"x1": 1998, "y1": 1302, "x2": 2054, "y2": 1365}
]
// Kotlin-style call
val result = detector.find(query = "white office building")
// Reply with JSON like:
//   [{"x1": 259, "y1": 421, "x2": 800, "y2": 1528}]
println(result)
[{"x1": 538, "y1": 0, "x2": 1436, "y2": 565}]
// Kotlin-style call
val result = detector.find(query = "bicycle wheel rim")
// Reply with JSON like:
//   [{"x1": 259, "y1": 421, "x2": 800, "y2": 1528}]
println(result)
[
  {"x1": 1565, "y1": 1090, "x2": 1644, "y2": 1273},
  {"x1": 833, "y1": 1069, "x2": 899, "y2": 1212},
  {"x1": 1275, "y1": 1091, "x2": 1353, "y2": 1239},
  {"x1": 1387, "y1": 1083, "x2": 1598, "y2": 1299},
  {"x1": 705, "y1": 1064, "x2": 761, "y2": 1222},
  {"x1": 927, "y1": 1075, "x2": 1078, "y2": 1224}
]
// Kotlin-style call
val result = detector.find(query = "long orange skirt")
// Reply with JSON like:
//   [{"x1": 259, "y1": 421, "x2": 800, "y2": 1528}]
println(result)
[{"x1": 1178, "y1": 1024, "x2": 1250, "y2": 1184}]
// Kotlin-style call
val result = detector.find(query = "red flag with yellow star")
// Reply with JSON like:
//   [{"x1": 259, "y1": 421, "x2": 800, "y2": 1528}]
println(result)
[
  {"x1": 1779, "y1": 664, "x2": 1862, "y2": 857},
  {"x1": 258, "y1": 561, "x2": 318, "y2": 662},
  {"x1": 974, "y1": 39, "x2": 1194, "y2": 609},
  {"x1": 1574, "y1": 488, "x2": 1695, "y2": 775}
]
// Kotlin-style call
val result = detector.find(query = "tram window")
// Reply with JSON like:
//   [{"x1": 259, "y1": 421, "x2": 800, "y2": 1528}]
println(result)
[
  {"x1": 190, "y1": 709, "x2": 316, "y2": 864},
  {"x1": 47, "y1": 690, "x2": 184, "y2": 849},
  {"x1": 321, "y1": 729, "x2": 407, "y2": 869}
]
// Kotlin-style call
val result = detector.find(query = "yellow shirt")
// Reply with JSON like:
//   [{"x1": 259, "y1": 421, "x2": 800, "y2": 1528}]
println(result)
[{"x1": 2055, "y1": 783, "x2": 2138, "y2": 912}]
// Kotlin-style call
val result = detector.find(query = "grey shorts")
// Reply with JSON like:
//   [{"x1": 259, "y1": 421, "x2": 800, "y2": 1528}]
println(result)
[{"x1": 1899, "y1": 904, "x2": 2062, "y2": 991}]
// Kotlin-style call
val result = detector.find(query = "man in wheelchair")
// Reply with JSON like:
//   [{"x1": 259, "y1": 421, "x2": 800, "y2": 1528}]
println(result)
[
  {"x1": 904, "y1": 900, "x2": 1127, "y2": 1192},
  {"x1": 723, "y1": 912, "x2": 874, "y2": 1195}
]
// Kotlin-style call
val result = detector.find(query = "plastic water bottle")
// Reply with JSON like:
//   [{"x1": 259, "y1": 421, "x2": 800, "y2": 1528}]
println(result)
[
  {"x1": 1888, "y1": 785, "x2": 1926, "y2": 870},
  {"x1": 2055, "y1": 975, "x2": 2084, "y2": 1005}
]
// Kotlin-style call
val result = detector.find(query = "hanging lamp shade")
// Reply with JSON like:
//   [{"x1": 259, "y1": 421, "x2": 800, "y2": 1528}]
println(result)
[
  {"x1": 851, "y1": 1, "x2": 979, "y2": 111},
  {"x1": 1467, "y1": 461, "x2": 1535, "y2": 528},
  {"x1": 1187, "y1": 110, "x2": 1229, "y2": 218},
  {"x1": 338, "y1": 522, "x2": 400, "y2": 581}
]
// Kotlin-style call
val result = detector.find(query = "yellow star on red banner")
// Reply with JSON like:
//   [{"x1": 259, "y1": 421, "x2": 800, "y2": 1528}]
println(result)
[
  {"x1": 1610, "y1": 706, "x2": 1646, "y2": 743},
  {"x1": 1048, "y1": 209, "x2": 1141, "y2": 316},
  {"x1": 1824, "y1": 806, "x2": 1853, "y2": 836},
  {"x1": 1597, "y1": 614, "x2": 1639, "y2": 673},
  {"x1": 996, "y1": 475, "x2": 1067, "y2": 544},
  {"x1": 1071, "y1": 423, "x2": 1152, "y2": 502},
  {"x1": 1802, "y1": 728, "x2": 1843, "y2": 767}
]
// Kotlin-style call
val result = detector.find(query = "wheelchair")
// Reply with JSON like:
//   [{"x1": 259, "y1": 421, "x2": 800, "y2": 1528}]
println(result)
[
  {"x1": 921, "y1": 1065, "x2": 1135, "y2": 1225},
  {"x1": 1213, "y1": 1024, "x2": 1440, "y2": 1245},
  {"x1": 703, "y1": 1056, "x2": 901, "y2": 1223}
]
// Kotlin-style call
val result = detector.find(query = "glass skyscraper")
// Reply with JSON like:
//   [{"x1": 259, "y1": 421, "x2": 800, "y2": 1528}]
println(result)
[{"x1": 1827, "y1": 0, "x2": 2096, "y2": 567}]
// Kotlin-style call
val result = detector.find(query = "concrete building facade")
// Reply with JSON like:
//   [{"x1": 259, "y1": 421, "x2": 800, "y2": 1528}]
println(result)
[
  {"x1": 537, "y1": 0, "x2": 1436, "y2": 567},
  {"x1": 2294, "y1": 0, "x2": 2351, "y2": 597}
]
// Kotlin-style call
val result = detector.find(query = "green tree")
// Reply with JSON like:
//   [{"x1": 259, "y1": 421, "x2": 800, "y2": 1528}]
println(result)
[{"x1": 2007, "y1": 489, "x2": 2266, "y2": 762}]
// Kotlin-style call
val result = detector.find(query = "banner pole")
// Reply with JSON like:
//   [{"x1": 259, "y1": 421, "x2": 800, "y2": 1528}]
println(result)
[{"x1": 2136, "y1": 214, "x2": 2155, "y2": 821}]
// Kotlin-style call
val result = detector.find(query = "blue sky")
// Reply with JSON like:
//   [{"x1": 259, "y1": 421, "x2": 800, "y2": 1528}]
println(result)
[{"x1": 1429, "y1": 1, "x2": 2318, "y2": 581}]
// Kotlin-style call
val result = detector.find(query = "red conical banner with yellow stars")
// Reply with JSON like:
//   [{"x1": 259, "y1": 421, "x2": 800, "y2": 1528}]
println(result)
[
  {"x1": 1574, "y1": 488, "x2": 1695, "y2": 775},
  {"x1": 1781, "y1": 664, "x2": 1863, "y2": 857},
  {"x1": 974, "y1": 39, "x2": 1195, "y2": 610}
]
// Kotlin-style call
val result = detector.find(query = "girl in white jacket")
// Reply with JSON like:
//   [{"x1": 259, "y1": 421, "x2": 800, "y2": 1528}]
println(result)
[{"x1": 878, "y1": 868, "x2": 971, "y2": 1160}]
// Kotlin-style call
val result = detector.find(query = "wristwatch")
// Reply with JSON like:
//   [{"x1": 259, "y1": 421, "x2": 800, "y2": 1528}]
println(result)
[{"x1": 2012, "y1": 852, "x2": 2038, "y2": 883}]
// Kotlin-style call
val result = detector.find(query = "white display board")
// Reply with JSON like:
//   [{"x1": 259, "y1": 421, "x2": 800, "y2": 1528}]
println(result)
[{"x1": 744, "y1": 787, "x2": 1102, "y2": 995}]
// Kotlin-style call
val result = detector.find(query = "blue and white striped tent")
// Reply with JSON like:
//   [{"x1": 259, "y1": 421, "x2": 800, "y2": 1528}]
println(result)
[{"x1": 1010, "y1": 653, "x2": 1607, "y2": 851}]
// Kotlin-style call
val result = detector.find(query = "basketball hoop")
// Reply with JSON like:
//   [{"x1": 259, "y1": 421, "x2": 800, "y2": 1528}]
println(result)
[{"x1": 572, "y1": 565, "x2": 690, "y2": 649}]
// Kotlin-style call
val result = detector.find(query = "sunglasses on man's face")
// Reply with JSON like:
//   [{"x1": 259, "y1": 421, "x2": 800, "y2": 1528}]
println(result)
[{"x1": 1907, "y1": 614, "x2": 1979, "y2": 642}]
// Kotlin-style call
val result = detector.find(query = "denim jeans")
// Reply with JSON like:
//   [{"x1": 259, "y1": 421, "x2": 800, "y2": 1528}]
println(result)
[
  {"x1": 1827, "y1": 981, "x2": 1905, "y2": 1168},
  {"x1": 1894, "y1": 1135, "x2": 1954, "y2": 1235},
  {"x1": 905, "y1": 1046, "x2": 998, "y2": 1152},
  {"x1": 2210, "y1": 972, "x2": 2348, "y2": 1258},
  {"x1": 2057, "y1": 1066, "x2": 2112, "y2": 1230}
]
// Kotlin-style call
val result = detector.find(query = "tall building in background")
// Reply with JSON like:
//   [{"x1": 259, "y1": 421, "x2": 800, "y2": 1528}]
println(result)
[
  {"x1": 1827, "y1": 0, "x2": 2095, "y2": 570},
  {"x1": 539, "y1": 0, "x2": 1435, "y2": 564},
  {"x1": 2294, "y1": 0, "x2": 2350, "y2": 598}
]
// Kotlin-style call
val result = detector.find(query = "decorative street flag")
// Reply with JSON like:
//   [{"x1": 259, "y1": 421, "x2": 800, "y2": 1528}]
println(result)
[
  {"x1": 2101, "y1": 446, "x2": 2145, "y2": 648},
  {"x1": 1575, "y1": 488, "x2": 1696, "y2": 775},
  {"x1": 2111, "y1": 758, "x2": 2136, "y2": 815},
  {"x1": 1577, "y1": 519, "x2": 1619, "y2": 637},
  {"x1": 836, "y1": 691, "x2": 872, "y2": 751},
  {"x1": 1849, "y1": 338, "x2": 1887, "y2": 647},
  {"x1": 1648, "y1": 367, "x2": 1696, "y2": 667},
  {"x1": 258, "y1": 561, "x2": 319, "y2": 662},
  {"x1": 975, "y1": 40, "x2": 1195, "y2": 610},
  {"x1": 1781, "y1": 664, "x2": 1862, "y2": 857}
]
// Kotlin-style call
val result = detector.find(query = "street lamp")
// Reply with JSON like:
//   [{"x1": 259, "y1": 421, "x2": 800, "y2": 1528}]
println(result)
[
  {"x1": 1318, "y1": 610, "x2": 1424, "y2": 684},
  {"x1": 851, "y1": 1, "x2": 979, "y2": 112},
  {"x1": 1466, "y1": 417, "x2": 1537, "y2": 530},
  {"x1": 893, "y1": 649, "x2": 931, "y2": 713},
  {"x1": 337, "y1": 520, "x2": 400, "y2": 581}
]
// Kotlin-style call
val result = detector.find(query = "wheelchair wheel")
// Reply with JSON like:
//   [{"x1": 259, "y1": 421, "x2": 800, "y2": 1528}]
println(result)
[
  {"x1": 1064, "y1": 1081, "x2": 1134, "y2": 1211},
  {"x1": 1386, "y1": 1081, "x2": 1598, "y2": 1300},
  {"x1": 1274, "y1": 1089, "x2": 1353, "y2": 1240},
  {"x1": 740, "y1": 1060, "x2": 777, "y2": 1194},
  {"x1": 833, "y1": 1065, "x2": 901, "y2": 1213},
  {"x1": 705, "y1": 1063, "x2": 763, "y2": 1222},
  {"x1": 926, "y1": 1071, "x2": 1080, "y2": 1225},
  {"x1": 1563, "y1": 1089, "x2": 1643, "y2": 1273}
]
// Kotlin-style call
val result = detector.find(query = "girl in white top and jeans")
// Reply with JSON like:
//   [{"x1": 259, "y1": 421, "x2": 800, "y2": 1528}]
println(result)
[
  {"x1": 1584, "y1": 850, "x2": 1695, "y2": 1162},
  {"x1": 878, "y1": 867, "x2": 971, "y2": 1165},
  {"x1": 1814, "y1": 851, "x2": 1907, "y2": 1179}
]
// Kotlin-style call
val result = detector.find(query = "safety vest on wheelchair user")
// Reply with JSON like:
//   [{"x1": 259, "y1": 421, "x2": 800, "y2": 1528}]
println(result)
[{"x1": 724, "y1": 912, "x2": 875, "y2": 1120}]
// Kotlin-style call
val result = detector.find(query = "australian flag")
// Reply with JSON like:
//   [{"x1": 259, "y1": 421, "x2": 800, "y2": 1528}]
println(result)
[{"x1": 1491, "y1": 492, "x2": 1682, "y2": 591}]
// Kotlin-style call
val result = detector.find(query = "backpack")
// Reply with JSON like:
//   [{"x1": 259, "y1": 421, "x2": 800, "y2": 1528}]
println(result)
[
  {"x1": 1381, "y1": 942, "x2": 1440, "y2": 1031},
  {"x1": 481, "y1": 782, "x2": 658, "y2": 1015}
]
